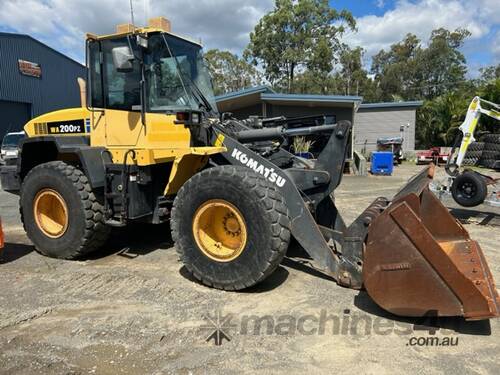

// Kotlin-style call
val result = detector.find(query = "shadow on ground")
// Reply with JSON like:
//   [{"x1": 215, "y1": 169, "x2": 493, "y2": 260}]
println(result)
[
  {"x1": 0, "y1": 242, "x2": 34, "y2": 264},
  {"x1": 179, "y1": 265, "x2": 290, "y2": 293},
  {"x1": 450, "y1": 207, "x2": 500, "y2": 227},
  {"x1": 283, "y1": 239, "x2": 336, "y2": 282},
  {"x1": 354, "y1": 291, "x2": 492, "y2": 336},
  {"x1": 0, "y1": 222, "x2": 174, "y2": 264},
  {"x1": 85, "y1": 222, "x2": 174, "y2": 260}
]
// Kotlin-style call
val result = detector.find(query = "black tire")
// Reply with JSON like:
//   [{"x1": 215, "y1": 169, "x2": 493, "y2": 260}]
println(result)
[
  {"x1": 480, "y1": 159, "x2": 499, "y2": 169},
  {"x1": 484, "y1": 142, "x2": 500, "y2": 153},
  {"x1": 483, "y1": 134, "x2": 500, "y2": 144},
  {"x1": 463, "y1": 142, "x2": 484, "y2": 166},
  {"x1": 467, "y1": 142, "x2": 485, "y2": 152},
  {"x1": 451, "y1": 171, "x2": 488, "y2": 207},
  {"x1": 171, "y1": 165, "x2": 291, "y2": 290},
  {"x1": 482, "y1": 151, "x2": 498, "y2": 160},
  {"x1": 20, "y1": 161, "x2": 110, "y2": 259},
  {"x1": 464, "y1": 150, "x2": 483, "y2": 159},
  {"x1": 462, "y1": 157, "x2": 480, "y2": 166},
  {"x1": 479, "y1": 150, "x2": 499, "y2": 163},
  {"x1": 462, "y1": 148, "x2": 483, "y2": 165}
]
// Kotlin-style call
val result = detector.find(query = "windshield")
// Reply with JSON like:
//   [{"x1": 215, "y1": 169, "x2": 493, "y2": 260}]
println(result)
[
  {"x1": 145, "y1": 33, "x2": 218, "y2": 114},
  {"x1": 2, "y1": 133, "x2": 24, "y2": 147}
]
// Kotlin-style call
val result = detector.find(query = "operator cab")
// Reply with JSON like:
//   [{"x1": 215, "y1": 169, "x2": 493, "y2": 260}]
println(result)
[{"x1": 86, "y1": 18, "x2": 218, "y2": 123}]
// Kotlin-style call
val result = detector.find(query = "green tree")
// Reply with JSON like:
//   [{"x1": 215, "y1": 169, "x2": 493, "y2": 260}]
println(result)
[
  {"x1": 478, "y1": 77, "x2": 500, "y2": 133},
  {"x1": 417, "y1": 28, "x2": 470, "y2": 98},
  {"x1": 371, "y1": 28, "x2": 470, "y2": 101},
  {"x1": 371, "y1": 33, "x2": 421, "y2": 101},
  {"x1": 478, "y1": 64, "x2": 500, "y2": 83},
  {"x1": 416, "y1": 93, "x2": 468, "y2": 148},
  {"x1": 292, "y1": 46, "x2": 380, "y2": 99},
  {"x1": 293, "y1": 70, "x2": 337, "y2": 94},
  {"x1": 245, "y1": 0, "x2": 355, "y2": 93},
  {"x1": 204, "y1": 49, "x2": 263, "y2": 96},
  {"x1": 334, "y1": 45, "x2": 379, "y2": 100}
]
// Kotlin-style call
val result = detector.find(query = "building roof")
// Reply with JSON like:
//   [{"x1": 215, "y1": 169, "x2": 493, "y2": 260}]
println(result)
[
  {"x1": 359, "y1": 101, "x2": 423, "y2": 109},
  {"x1": 215, "y1": 86, "x2": 362, "y2": 112},
  {"x1": 261, "y1": 93, "x2": 363, "y2": 104},
  {"x1": 0, "y1": 32, "x2": 85, "y2": 68},
  {"x1": 215, "y1": 85, "x2": 275, "y2": 102},
  {"x1": 215, "y1": 86, "x2": 424, "y2": 114}
]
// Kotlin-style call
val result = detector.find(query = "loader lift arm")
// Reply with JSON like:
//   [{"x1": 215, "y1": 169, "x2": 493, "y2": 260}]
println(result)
[{"x1": 211, "y1": 120, "x2": 364, "y2": 288}]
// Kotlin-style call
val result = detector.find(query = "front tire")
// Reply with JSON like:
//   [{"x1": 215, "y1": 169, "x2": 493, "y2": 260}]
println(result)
[
  {"x1": 20, "y1": 161, "x2": 110, "y2": 259},
  {"x1": 171, "y1": 166, "x2": 291, "y2": 290}
]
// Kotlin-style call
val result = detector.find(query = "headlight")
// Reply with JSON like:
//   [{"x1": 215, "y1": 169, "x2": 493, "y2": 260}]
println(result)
[{"x1": 175, "y1": 111, "x2": 203, "y2": 126}]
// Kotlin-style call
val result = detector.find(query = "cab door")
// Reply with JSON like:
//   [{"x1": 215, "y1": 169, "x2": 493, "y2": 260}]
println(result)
[
  {"x1": 101, "y1": 37, "x2": 144, "y2": 147},
  {"x1": 104, "y1": 109, "x2": 143, "y2": 147}
]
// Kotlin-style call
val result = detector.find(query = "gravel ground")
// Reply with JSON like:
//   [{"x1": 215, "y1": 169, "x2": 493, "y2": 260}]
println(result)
[{"x1": 0, "y1": 164, "x2": 499, "y2": 375}]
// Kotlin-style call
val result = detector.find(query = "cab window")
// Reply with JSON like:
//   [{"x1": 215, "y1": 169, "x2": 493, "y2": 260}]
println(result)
[
  {"x1": 101, "y1": 38, "x2": 142, "y2": 111},
  {"x1": 88, "y1": 41, "x2": 104, "y2": 108}
]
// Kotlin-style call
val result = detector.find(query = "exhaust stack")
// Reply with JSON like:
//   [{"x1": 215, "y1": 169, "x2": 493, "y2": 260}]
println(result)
[{"x1": 77, "y1": 78, "x2": 86, "y2": 108}]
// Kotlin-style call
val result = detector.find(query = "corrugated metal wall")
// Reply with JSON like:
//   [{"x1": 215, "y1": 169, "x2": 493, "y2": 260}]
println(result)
[
  {"x1": 0, "y1": 33, "x2": 86, "y2": 137},
  {"x1": 354, "y1": 107, "x2": 416, "y2": 154}
]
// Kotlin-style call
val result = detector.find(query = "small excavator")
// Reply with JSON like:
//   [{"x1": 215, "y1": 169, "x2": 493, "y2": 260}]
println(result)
[
  {"x1": 433, "y1": 96, "x2": 500, "y2": 207},
  {"x1": 0, "y1": 18, "x2": 498, "y2": 320}
]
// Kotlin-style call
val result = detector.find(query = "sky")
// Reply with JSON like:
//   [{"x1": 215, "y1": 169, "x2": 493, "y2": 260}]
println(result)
[{"x1": 0, "y1": 0, "x2": 498, "y2": 77}]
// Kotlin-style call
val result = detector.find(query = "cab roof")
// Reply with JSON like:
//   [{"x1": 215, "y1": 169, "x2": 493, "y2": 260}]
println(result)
[{"x1": 85, "y1": 16, "x2": 202, "y2": 47}]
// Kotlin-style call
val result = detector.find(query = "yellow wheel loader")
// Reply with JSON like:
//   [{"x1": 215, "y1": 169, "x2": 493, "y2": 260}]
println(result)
[{"x1": 1, "y1": 18, "x2": 499, "y2": 320}]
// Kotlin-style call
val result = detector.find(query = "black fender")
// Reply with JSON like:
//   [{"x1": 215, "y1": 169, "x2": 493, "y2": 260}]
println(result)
[{"x1": 12, "y1": 136, "x2": 108, "y2": 190}]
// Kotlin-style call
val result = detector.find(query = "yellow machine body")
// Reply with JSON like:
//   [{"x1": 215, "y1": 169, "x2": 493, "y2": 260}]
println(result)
[{"x1": 22, "y1": 19, "x2": 225, "y2": 196}]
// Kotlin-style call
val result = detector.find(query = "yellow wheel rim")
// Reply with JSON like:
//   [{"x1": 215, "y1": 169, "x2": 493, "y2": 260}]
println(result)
[
  {"x1": 192, "y1": 199, "x2": 247, "y2": 262},
  {"x1": 33, "y1": 189, "x2": 69, "y2": 239}
]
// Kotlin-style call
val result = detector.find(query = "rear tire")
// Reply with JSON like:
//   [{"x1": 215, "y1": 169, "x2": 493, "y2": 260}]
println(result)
[
  {"x1": 451, "y1": 171, "x2": 488, "y2": 207},
  {"x1": 20, "y1": 161, "x2": 110, "y2": 259},
  {"x1": 171, "y1": 165, "x2": 291, "y2": 290}
]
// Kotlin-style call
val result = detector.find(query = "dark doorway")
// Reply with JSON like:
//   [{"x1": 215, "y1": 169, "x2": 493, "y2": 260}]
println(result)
[{"x1": 0, "y1": 100, "x2": 31, "y2": 139}]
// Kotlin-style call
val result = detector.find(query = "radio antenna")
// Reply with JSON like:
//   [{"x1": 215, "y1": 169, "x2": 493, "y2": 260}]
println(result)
[
  {"x1": 129, "y1": 0, "x2": 135, "y2": 26},
  {"x1": 144, "y1": 0, "x2": 149, "y2": 25}
]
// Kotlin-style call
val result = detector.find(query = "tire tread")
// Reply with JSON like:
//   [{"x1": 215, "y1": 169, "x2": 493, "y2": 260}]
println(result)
[
  {"x1": 171, "y1": 165, "x2": 291, "y2": 290},
  {"x1": 20, "y1": 161, "x2": 110, "y2": 259}
]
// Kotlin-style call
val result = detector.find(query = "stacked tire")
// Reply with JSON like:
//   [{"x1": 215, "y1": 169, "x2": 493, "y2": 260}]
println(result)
[
  {"x1": 462, "y1": 142, "x2": 485, "y2": 166},
  {"x1": 478, "y1": 134, "x2": 500, "y2": 170}
]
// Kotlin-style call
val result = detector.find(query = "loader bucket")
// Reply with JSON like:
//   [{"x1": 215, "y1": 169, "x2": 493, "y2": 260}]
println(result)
[{"x1": 363, "y1": 165, "x2": 500, "y2": 320}]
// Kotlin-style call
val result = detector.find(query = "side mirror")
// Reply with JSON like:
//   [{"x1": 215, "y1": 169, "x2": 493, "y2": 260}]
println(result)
[
  {"x1": 111, "y1": 46, "x2": 134, "y2": 72},
  {"x1": 136, "y1": 34, "x2": 148, "y2": 49}
]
